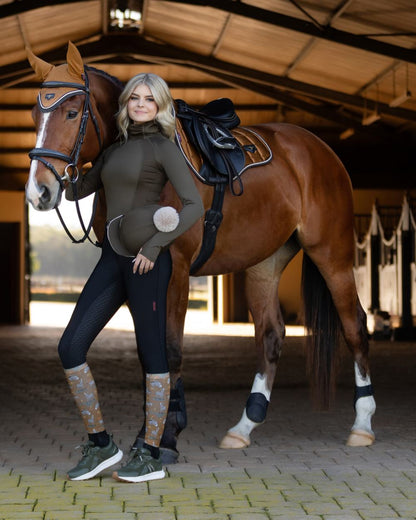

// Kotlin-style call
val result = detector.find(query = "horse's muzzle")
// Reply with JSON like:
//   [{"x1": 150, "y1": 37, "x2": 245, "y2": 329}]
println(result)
[{"x1": 26, "y1": 179, "x2": 61, "y2": 211}]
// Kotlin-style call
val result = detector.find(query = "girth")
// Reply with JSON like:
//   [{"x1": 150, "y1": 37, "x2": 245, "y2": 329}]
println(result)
[{"x1": 175, "y1": 98, "x2": 272, "y2": 274}]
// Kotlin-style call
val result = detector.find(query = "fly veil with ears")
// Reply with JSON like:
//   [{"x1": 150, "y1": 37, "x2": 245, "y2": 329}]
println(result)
[{"x1": 27, "y1": 42, "x2": 103, "y2": 245}]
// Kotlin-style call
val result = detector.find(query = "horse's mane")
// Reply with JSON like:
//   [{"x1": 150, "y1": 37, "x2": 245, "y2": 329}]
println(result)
[{"x1": 85, "y1": 65, "x2": 124, "y2": 92}]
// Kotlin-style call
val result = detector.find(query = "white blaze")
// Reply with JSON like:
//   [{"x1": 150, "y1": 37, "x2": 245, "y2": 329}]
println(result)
[{"x1": 26, "y1": 111, "x2": 50, "y2": 204}]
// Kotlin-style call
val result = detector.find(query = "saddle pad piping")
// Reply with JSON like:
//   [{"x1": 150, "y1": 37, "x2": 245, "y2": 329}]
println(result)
[
  {"x1": 237, "y1": 127, "x2": 273, "y2": 176},
  {"x1": 175, "y1": 127, "x2": 273, "y2": 185}
]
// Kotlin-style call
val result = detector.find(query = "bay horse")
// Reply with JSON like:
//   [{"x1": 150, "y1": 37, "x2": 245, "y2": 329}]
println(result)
[{"x1": 25, "y1": 42, "x2": 376, "y2": 462}]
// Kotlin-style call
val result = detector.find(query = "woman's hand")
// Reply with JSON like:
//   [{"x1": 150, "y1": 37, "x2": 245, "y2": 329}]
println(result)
[{"x1": 132, "y1": 250, "x2": 154, "y2": 275}]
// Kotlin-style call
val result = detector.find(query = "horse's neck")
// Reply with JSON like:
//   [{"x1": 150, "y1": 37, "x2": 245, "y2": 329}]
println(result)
[{"x1": 89, "y1": 70, "x2": 122, "y2": 148}]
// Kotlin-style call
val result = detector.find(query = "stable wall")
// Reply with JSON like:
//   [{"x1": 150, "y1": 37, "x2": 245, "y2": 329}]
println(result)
[
  {"x1": 278, "y1": 189, "x2": 416, "y2": 323},
  {"x1": 0, "y1": 191, "x2": 27, "y2": 324},
  {"x1": 353, "y1": 189, "x2": 416, "y2": 213}
]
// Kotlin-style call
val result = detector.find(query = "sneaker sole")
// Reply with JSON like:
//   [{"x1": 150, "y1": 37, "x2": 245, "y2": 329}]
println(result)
[
  {"x1": 112, "y1": 469, "x2": 165, "y2": 483},
  {"x1": 68, "y1": 449, "x2": 123, "y2": 481}
]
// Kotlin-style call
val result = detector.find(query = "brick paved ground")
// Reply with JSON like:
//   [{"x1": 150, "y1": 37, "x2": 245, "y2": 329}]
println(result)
[{"x1": 1, "y1": 324, "x2": 416, "y2": 520}]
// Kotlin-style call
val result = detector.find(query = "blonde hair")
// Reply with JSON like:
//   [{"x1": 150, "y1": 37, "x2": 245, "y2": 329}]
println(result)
[{"x1": 117, "y1": 73, "x2": 175, "y2": 142}]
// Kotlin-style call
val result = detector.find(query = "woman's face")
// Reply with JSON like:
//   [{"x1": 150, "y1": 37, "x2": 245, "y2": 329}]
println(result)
[{"x1": 127, "y1": 84, "x2": 158, "y2": 124}]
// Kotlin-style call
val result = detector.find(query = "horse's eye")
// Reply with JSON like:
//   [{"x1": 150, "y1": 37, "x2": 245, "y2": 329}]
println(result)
[{"x1": 67, "y1": 110, "x2": 78, "y2": 120}]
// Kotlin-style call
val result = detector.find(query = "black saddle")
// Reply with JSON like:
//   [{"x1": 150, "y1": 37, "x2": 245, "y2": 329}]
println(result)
[
  {"x1": 175, "y1": 98, "x2": 245, "y2": 195},
  {"x1": 175, "y1": 98, "x2": 249, "y2": 274}
]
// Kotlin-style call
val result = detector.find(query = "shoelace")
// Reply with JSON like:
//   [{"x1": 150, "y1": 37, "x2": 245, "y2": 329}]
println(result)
[
  {"x1": 74, "y1": 442, "x2": 94, "y2": 458},
  {"x1": 123, "y1": 447, "x2": 149, "y2": 466}
]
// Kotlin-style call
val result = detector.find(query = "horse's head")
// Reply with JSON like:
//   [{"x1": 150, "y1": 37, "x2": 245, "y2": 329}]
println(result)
[{"x1": 26, "y1": 42, "x2": 119, "y2": 211}]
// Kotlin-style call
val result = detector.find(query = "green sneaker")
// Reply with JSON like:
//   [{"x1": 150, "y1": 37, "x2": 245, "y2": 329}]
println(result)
[
  {"x1": 113, "y1": 447, "x2": 165, "y2": 483},
  {"x1": 67, "y1": 436, "x2": 123, "y2": 481}
]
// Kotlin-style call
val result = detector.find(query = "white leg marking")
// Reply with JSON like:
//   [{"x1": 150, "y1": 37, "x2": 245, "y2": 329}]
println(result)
[
  {"x1": 228, "y1": 408, "x2": 257, "y2": 440},
  {"x1": 251, "y1": 372, "x2": 271, "y2": 400},
  {"x1": 351, "y1": 362, "x2": 376, "y2": 436},
  {"x1": 26, "y1": 112, "x2": 50, "y2": 205},
  {"x1": 227, "y1": 373, "x2": 271, "y2": 440}
]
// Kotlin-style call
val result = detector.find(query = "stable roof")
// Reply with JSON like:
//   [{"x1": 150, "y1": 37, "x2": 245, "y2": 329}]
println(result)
[{"x1": 1, "y1": 0, "x2": 415, "y2": 191}]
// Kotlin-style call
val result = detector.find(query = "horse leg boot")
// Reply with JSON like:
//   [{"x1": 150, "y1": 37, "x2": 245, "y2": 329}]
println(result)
[
  {"x1": 220, "y1": 372, "x2": 271, "y2": 448},
  {"x1": 64, "y1": 363, "x2": 123, "y2": 480}
]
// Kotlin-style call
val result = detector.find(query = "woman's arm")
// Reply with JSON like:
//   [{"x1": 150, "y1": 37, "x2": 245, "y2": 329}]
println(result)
[
  {"x1": 140, "y1": 139, "x2": 204, "y2": 263},
  {"x1": 65, "y1": 152, "x2": 105, "y2": 201}
]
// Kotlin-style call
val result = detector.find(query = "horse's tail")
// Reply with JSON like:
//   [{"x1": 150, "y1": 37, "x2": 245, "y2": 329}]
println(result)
[{"x1": 301, "y1": 253, "x2": 342, "y2": 409}]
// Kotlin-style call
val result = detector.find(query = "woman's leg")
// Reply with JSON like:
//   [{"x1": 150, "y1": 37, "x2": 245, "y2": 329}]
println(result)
[
  {"x1": 113, "y1": 250, "x2": 172, "y2": 483},
  {"x1": 59, "y1": 243, "x2": 127, "y2": 369},
  {"x1": 59, "y1": 242, "x2": 126, "y2": 479},
  {"x1": 145, "y1": 373, "x2": 170, "y2": 450},
  {"x1": 65, "y1": 362, "x2": 105, "y2": 434}
]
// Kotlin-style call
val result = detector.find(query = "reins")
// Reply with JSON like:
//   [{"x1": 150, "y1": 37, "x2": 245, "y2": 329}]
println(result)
[{"x1": 29, "y1": 69, "x2": 102, "y2": 246}]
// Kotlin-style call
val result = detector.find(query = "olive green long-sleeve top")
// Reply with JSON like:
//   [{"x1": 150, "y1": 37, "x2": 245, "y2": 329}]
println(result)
[{"x1": 66, "y1": 122, "x2": 204, "y2": 262}]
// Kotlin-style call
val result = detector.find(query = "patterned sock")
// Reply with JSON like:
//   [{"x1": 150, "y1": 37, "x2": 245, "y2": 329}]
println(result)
[
  {"x1": 144, "y1": 372, "x2": 170, "y2": 450},
  {"x1": 64, "y1": 362, "x2": 105, "y2": 434}
]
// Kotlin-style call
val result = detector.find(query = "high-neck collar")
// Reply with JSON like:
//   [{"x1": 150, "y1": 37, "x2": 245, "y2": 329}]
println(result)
[{"x1": 128, "y1": 120, "x2": 160, "y2": 138}]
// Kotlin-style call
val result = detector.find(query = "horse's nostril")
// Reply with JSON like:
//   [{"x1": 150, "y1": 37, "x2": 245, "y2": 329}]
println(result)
[{"x1": 40, "y1": 186, "x2": 50, "y2": 204}]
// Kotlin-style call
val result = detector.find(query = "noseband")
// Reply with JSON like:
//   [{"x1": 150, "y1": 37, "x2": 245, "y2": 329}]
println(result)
[{"x1": 29, "y1": 69, "x2": 103, "y2": 245}]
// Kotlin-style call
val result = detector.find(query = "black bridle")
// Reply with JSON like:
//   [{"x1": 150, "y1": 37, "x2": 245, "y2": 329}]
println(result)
[{"x1": 29, "y1": 69, "x2": 102, "y2": 245}]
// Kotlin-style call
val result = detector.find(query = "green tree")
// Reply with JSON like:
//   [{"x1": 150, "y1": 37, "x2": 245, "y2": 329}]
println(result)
[{"x1": 30, "y1": 226, "x2": 101, "y2": 277}]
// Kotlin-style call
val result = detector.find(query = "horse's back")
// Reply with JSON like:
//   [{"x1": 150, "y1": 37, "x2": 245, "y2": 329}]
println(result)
[
  {"x1": 247, "y1": 121, "x2": 355, "y2": 226},
  {"x1": 248, "y1": 122, "x2": 351, "y2": 187},
  {"x1": 249, "y1": 123, "x2": 356, "y2": 265}
]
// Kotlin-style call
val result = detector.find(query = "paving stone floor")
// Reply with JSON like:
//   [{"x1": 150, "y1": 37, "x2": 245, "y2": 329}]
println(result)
[{"x1": 1, "y1": 324, "x2": 416, "y2": 520}]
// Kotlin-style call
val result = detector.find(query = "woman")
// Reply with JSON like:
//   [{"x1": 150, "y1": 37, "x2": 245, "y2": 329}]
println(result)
[{"x1": 58, "y1": 73, "x2": 204, "y2": 483}]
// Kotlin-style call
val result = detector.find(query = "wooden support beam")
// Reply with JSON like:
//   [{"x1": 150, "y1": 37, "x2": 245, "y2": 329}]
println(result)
[{"x1": 169, "y1": 0, "x2": 416, "y2": 64}]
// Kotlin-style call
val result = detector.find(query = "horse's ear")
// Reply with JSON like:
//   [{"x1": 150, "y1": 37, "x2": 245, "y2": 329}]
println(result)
[
  {"x1": 66, "y1": 41, "x2": 84, "y2": 80},
  {"x1": 26, "y1": 47, "x2": 54, "y2": 80}
]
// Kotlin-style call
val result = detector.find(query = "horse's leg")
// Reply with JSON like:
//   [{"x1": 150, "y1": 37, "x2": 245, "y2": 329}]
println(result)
[
  {"x1": 133, "y1": 252, "x2": 190, "y2": 463},
  {"x1": 220, "y1": 237, "x2": 300, "y2": 449},
  {"x1": 332, "y1": 280, "x2": 376, "y2": 446},
  {"x1": 331, "y1": 275, "x2": 376, "y2": 446},
  {"x1": 302, "y1": 251, "x2": 376, "y2": 447}
]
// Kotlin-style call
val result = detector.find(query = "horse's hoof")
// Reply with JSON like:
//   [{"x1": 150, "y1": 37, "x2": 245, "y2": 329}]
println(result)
[
  {"x1": 219, "y1": 431, "x2": 250, "y2": 449},
  {"x1": 346, "y1": 429, "x2": 375, "y2": 447},
  {"x1": 160, "y1": 447, "x2": 179, "y2": 465}
]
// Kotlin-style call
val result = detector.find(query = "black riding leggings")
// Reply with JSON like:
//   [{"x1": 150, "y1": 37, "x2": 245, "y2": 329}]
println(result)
[{"x1": 58, "y1": 236, "x2": 172, "y2": 374}]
